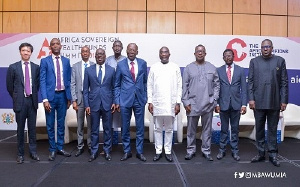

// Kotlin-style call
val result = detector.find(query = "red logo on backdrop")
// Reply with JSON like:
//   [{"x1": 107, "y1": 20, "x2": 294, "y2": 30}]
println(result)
[
  {"x1": 37, "y1": 38, "x2": 52, "y2": 59},
  {"x1": 226, "y1": 38, "x2": 247, "y2": 62},
  {"x1": 217, "y1": 122, "x2": 221, "y2": 126}
]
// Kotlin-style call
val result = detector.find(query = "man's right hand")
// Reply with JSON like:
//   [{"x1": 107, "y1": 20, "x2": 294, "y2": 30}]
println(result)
[
  {"x1": 215, "y1": 106, "x2": 220, "y2": 113},
  {"x1": 73, "y1": 101, "x2": 78, "y2": 111},
  {"x1": 249, "y1": 100, "x2": 255, "y2": 110},
  {"x1": 85, "y1": 107, "x2": 91, "y2": 115},
  {"x1": 184, "y1": 104, "x2": 191, "y2": 113},
  {"x1": 148, "y1": 103, "x2": 153, "y2": 115},
  {"x1": 43, "y1": 101, "x2": 51, "y2": 113},
  {"x1": 116, "y1": 104, "x2": 120, "y2": 112}
]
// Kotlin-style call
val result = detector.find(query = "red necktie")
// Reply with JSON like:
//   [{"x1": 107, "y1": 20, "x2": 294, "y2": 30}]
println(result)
[
  {"x1": 130, "y1": 62, "x2": 135, "y2": 82},
  {"x1": 24, "y1": 61, "x2": 31, "y2": 96},
  {"x1": 227, "y1": 65, "x2": 231, "y2": 83},
  {"x1": 56, "y1": 56, "x2": 62, "y2": 90}
]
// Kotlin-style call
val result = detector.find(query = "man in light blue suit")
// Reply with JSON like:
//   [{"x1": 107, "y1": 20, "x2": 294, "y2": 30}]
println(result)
[
  {"x1": 40, "y1": 38, "x2": 72, "y2": 161},
  {"x1": 83, "y1": 48, "x2": 116, "y2": 162},
  {"x1": 115, "y1": 43, "x2": 148, "y2": 162},
  {"x1": 215, "y1": 49, "x2": 247, "y2": 161}
]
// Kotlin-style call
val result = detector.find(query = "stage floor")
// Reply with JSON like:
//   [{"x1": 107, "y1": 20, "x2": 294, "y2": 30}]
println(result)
[{"x1": 0, "y1": 131, "x2": 300, "y2": 187}]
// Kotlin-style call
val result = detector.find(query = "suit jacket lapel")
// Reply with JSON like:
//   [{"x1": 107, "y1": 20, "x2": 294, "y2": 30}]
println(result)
[
  {"x1": 232, "y1": 65, "x2": 240, "y2": 84},
  {"x1": 78, "y1": 62, "x2": 82, "y2": 80},
  {"x1": 48, "y1": 56, "x2": 55, "y2": 75},
  {"x1": 102, "y1": 64, "x2": 108, "y2": 83},
  {"x1": 90, "y1": 65, "x2": 99, "y2": 84},
  {"x1": 17, "y1": 61, "x2": 24, "y2": 86},
  {"x1": 136, "y1": 59, "x2": 142, "y2": 80}
]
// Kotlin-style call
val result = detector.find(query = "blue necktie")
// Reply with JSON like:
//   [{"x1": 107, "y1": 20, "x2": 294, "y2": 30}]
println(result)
[{"x1": 98, "y1": 65, "x2": 102, "y2": 84}]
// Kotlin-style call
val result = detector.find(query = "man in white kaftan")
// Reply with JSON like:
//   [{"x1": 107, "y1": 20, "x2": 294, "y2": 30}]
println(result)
[{"x1": 147, "y1": 47, "x2": 182, "y2": 162}]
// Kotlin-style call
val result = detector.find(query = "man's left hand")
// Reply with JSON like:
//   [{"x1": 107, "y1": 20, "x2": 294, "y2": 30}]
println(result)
[
  {"x1": 175, "y1": 104, "x2": 180, "y2": 115},
  {"x1": 281, "y1": 103, "x2": 287, "y2": 112}
]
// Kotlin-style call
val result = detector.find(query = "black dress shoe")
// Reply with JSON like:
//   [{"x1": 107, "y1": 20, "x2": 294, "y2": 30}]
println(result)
[
  {"x1": 88, "y1": 154, "x2": 97, "y2": 162},
  {"x1": 216, "y1": 151, "x2": 225, "y2": 160},
  {"x1": 251, "y1": 155, "x2": 265, "y2": 163},
  {"x1": 269, "y1": 156, "x2": 280, "y2": 167},
  {"x1": 136, "y1": 153, "x2": 147, "y2": 162},
  {"x1": 202, "y1": 153, "x2": 213, "y2": 161},
  {"x1": 17, "y1": 156, "x2": 24, "y2": 164},
  {"x1": 120, "y1": 152, "x2": 132, "y2": 161},
  {"x1": 232, "y1": 153, "x2": 240, "y2": 161},
  {"x1": 153, "y1": 154, "x2": 162, "y2": 161},
  {"x1": 49, "y1": 151, "x2": 56, "y2": 161},
  {"x1": 75, "y1": 149, "x2": 84, "y2": 157},
  {"x1": 105, "y1": 153, "x2": 112, "y2": 161},
  {"x1": 165, "y1": 154, "x2": 173, "y2": 162},
  {"x1": 30, "y1": 153, "x2": 40, "y2": 161},
  {"x1": 57, "y1": 150, "x2": 71, "y2": 157},
  {"x1": 185, "y1": 153, "x2": 195, "y2": 160}
]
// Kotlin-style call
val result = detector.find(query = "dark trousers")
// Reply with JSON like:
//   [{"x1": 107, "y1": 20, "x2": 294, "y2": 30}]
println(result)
[
  {"x1": 15, "y1": 96, "x2": 37, "y2": 156},
  {"x1": 45, "y1": 91, "x2": 67, "y2": 152},
  {"x1": 120, "y1": 98, "x2": 145, "y2": 154},
  {"x1": 219, "y1": 106, "x2": 241, "y2": 154},
  {"x1": 90, "y1": 105, "x2": 112, "y2": 155},
  {"x1": 254, "y1": 109, "x2": 280, "y2": 157}
]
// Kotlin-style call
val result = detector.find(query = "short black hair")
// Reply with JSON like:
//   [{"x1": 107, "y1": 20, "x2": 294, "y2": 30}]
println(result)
[
  {"x1": 261, "y1": 39, "x2": 273, "y2": 46},
  {"x1": 19, "y1": 43, "x2": 33, "y2": 52},
  {"x1": 223, "y1": 49, "x2": 234, "y2": 56}
]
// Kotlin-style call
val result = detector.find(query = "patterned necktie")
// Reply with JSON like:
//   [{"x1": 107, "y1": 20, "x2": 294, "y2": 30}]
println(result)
[
  {"x1": 98, "y1": 65, "x2": 102, "y2": 84},
  {"x1": 130, "y1": 62, "x2": 135, "y2": 82},
  {"x1": 227, "y1": 65, "x2": 231, "y2": 83},
  {"x1": 84, "y1": 63, "x2": 88, "y2": 69},
  {"x1": 56, "y1": 56, "x2": 62, "y2": 90},
  {"x1": 24, "y1": 61, "x2": 31, "y2": 96}
]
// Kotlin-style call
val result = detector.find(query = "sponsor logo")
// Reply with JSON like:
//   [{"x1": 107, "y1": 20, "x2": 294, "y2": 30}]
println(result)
[
  {"x1": 226, "y1": 38, "x2": 289, "y2": 62},
  {"x1": 2, "y1": 113, "x2": 14, "y2": 124},
  {"x1": 226, "y1": 38, "x2": 247, "y2": 62},
  {"x1": 37, "y1": 38, "x2": 51, "y2": 59}
]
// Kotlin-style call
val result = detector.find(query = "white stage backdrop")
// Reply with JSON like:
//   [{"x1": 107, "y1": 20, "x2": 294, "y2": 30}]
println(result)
[{"x1": 1, "y1": 33, "x2": 300, "y2": 130}]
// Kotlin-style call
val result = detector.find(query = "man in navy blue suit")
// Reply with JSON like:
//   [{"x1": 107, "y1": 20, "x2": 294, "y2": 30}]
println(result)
[
  {"x1": 115, "y1": 43, "x2": 148, "y2": 162},
  {"x1": 6, "y1": 43, "x2": 40, "y2": 164},
  {"x1": 83, "y1": 48, "x2": 116, "y2": 162},
  {"x1": 215, "y1": 49, "x2": 247, "y2": 161},
  {"x1": 40, "y1": 38, "x2": 72, "y2": 161}
]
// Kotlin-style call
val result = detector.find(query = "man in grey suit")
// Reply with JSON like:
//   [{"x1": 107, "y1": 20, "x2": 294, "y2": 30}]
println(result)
[
  {"x1": 215, "y1": 49, "x2": 247, "y2": 161},
  {"x1": 71, "y1": 46, "x2": 95, "y2": 157},
  {"x1": 182, "y1": 44, "x2": 220, "y2": 161},
  {"x1": 6, "y1": 43, "x2": 40, "y2": 163},
  {"x1": 248, "y1": 39, "x2": 288, "y2": 167}
]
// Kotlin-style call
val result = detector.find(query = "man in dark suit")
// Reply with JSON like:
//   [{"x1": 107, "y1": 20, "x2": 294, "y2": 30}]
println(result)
[
  {"x1": 83, "y1": 48, "x2": 116, "y2": 162},
  {"x1": 71, "y1": 46, "x2": 95, "y2": 157},
  {"x1": 6, "y1": 43, "x2": 40, "y2": 164},
  {"x1": 215, "y1": 49, "x2": 247, "y2": 161},
  {"x1": 248, "y1": 39, "x2": 288, "y2": 167},
  {"x1": 40, "y1": 38, "x2": 72, "y2": 161},
  {"x1": 115, "y1": 43, "x2": 148, "y2": 162}
]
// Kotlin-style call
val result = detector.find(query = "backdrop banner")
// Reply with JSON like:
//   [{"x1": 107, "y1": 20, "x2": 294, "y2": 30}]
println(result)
[{"x1": 1, "y1": 33, "x2": 299, "y2": 130}]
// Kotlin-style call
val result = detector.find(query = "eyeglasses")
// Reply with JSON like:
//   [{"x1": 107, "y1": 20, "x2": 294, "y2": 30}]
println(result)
[{"x1": 261, "y1": 45, "x2": 272, "y2": 49}]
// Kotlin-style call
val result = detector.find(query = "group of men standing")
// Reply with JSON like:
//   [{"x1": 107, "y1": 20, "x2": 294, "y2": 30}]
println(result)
[{"x1": 6, "y1": 38, "x2": 288, "y2": 167}]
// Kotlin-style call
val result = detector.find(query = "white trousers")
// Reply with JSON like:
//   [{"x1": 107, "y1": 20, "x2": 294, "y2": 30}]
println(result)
[{"x1": 154, "y1": 116, "x2": 174, "y2": 154}]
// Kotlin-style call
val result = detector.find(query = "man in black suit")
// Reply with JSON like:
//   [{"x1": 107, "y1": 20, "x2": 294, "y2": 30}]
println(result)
[
  {"x1": 6, "y1": 43, "x2": 40, "y2": 164},
  {"x1": 215, "y1": 49, "x2": 247, "y2": 161},
  {"x1": 248, "y1": 39, "x2": 288, "y2": 167}
]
